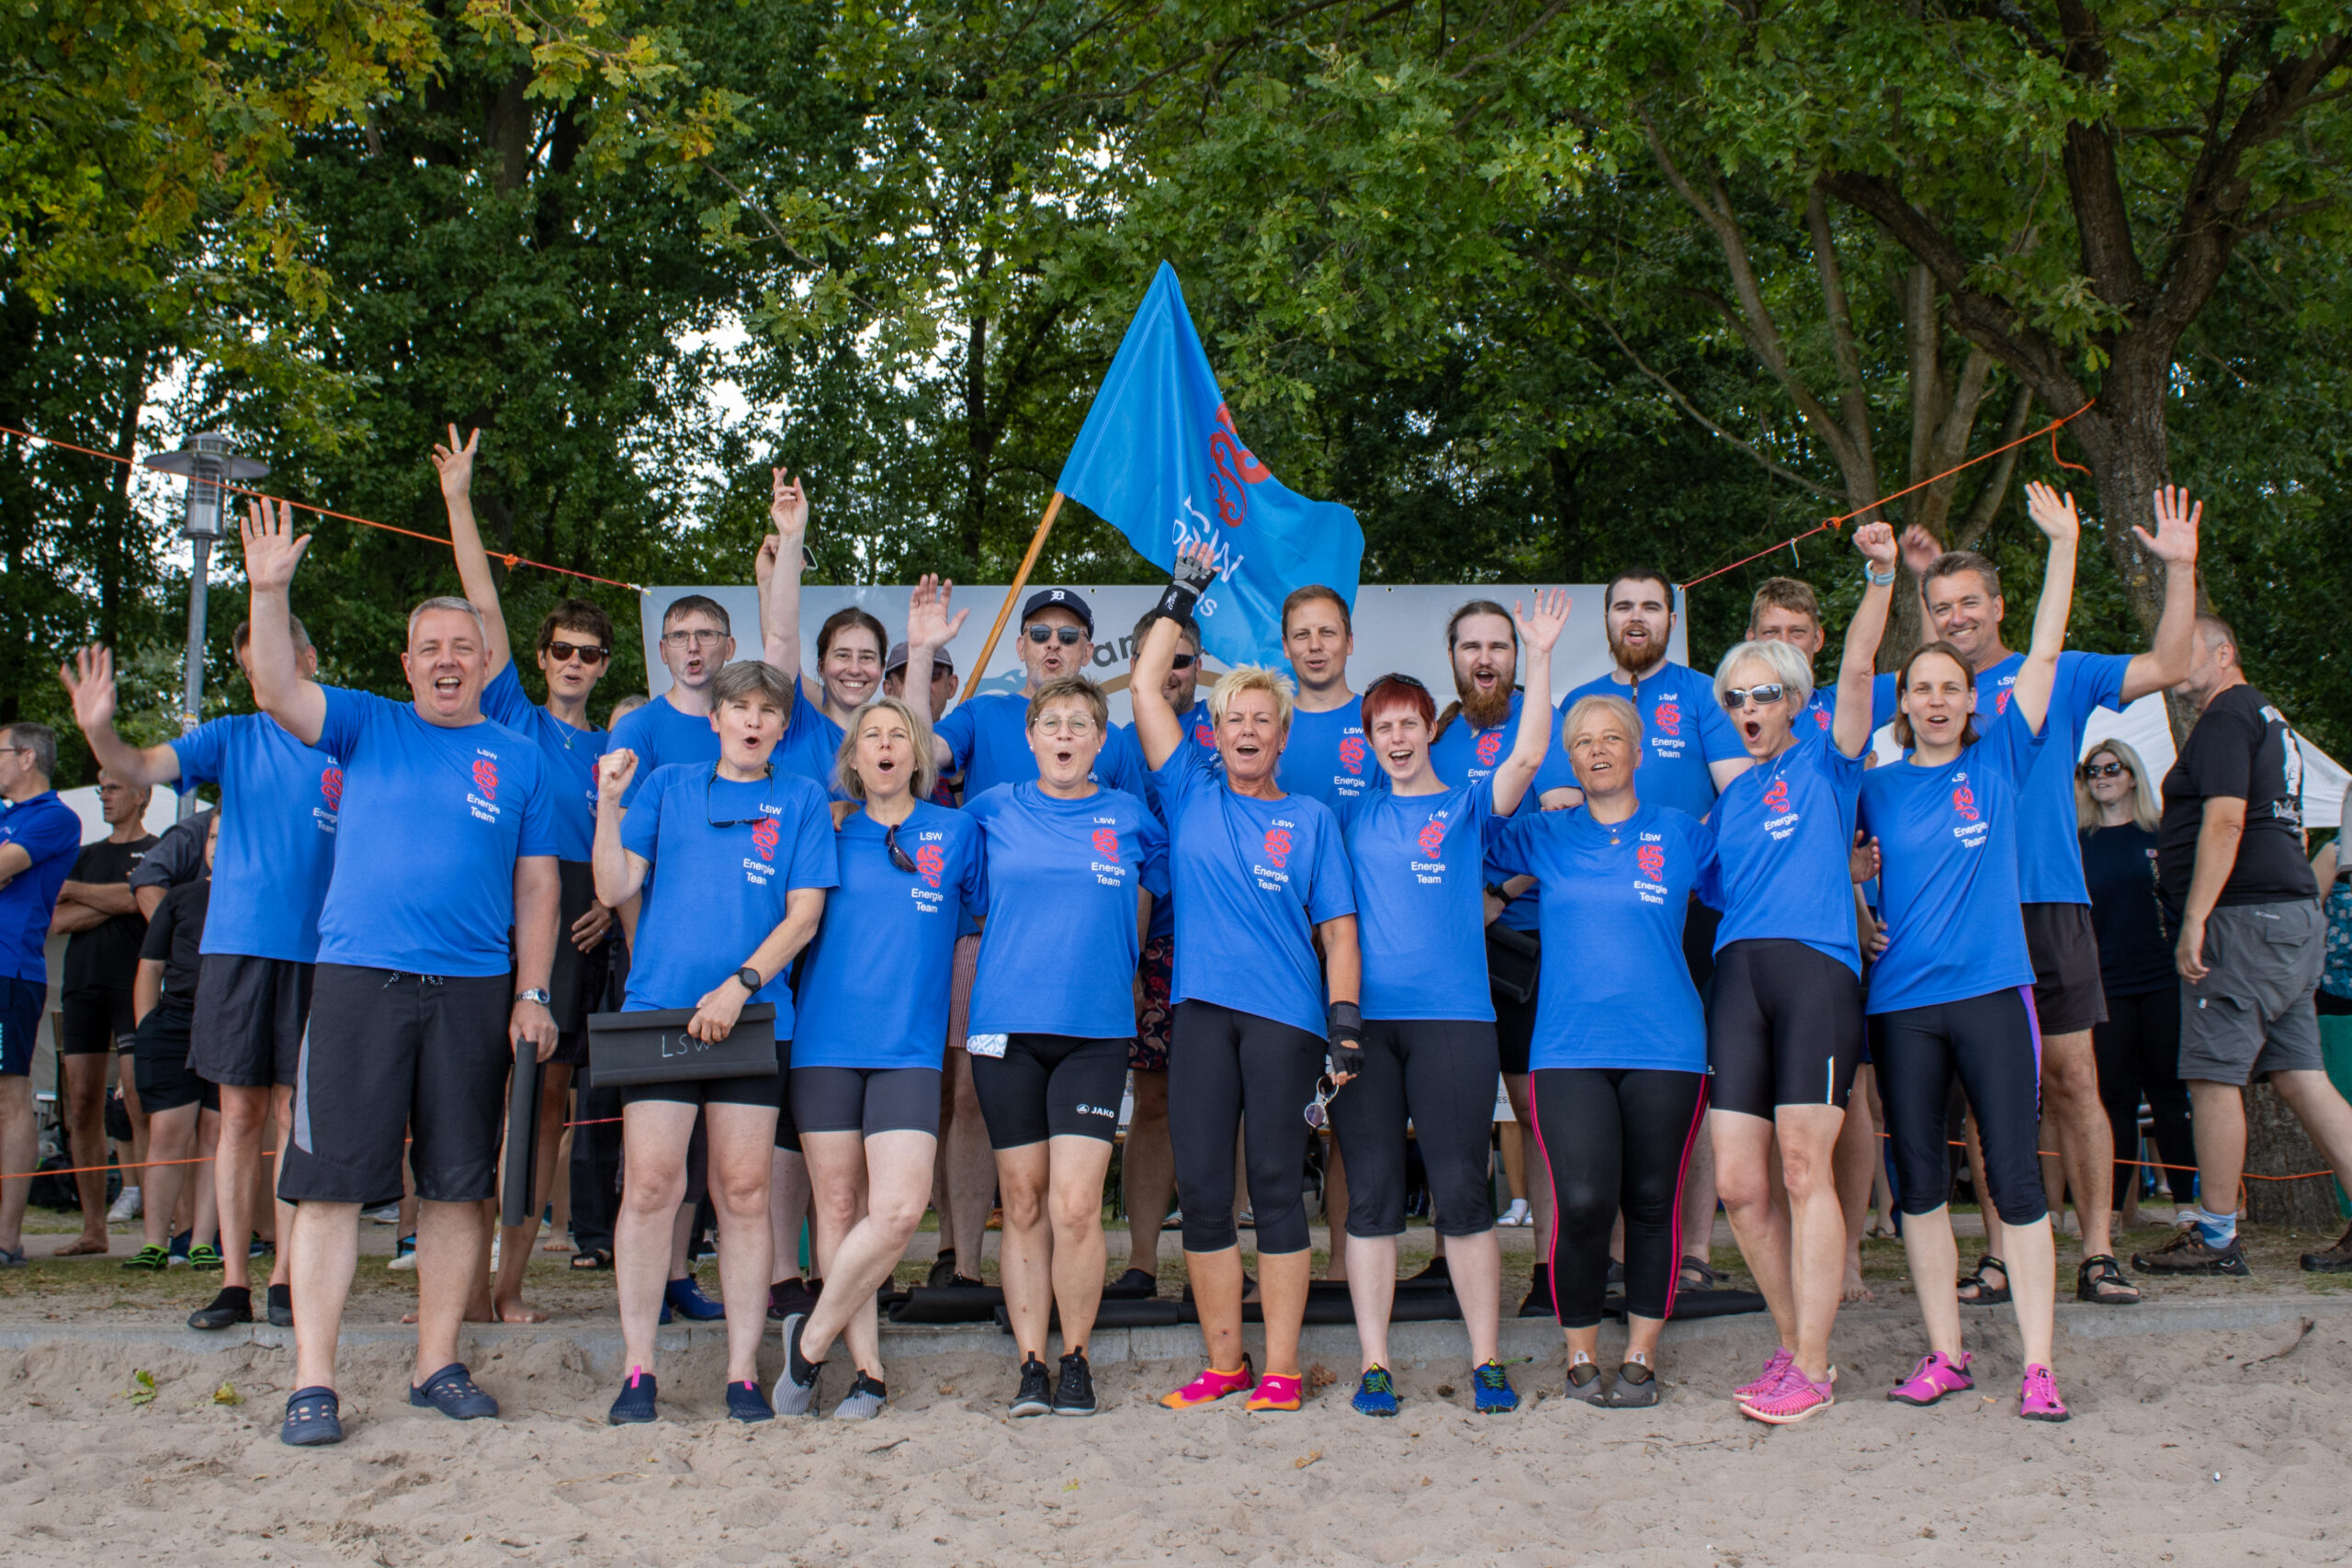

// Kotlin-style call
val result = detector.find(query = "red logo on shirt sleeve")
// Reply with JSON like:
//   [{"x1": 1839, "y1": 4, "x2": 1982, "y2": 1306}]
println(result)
[
  {"x1": 1193, "y1": 722, "x2": 1216, "y2": 748},
  {"x1": 1262, "y1": 828, "x2": 1292, "y2": 868},
  {"x1": 1951, "y1": 784, "x2": 1979, "y2": 822},
  {"x1": 1813, "y1": 706, "x2": 1831, "y2": 730},
  {"x1": 1636, "y1": 843, "x2": 1666, "y2": 881},
  {"x1": 1339, "y1": 735, "x2": 1366, "y2": 775},
  {"x1": 471, "y1": 759, "x2": 498, "y2": 799},
  {"x1": 1475, "y1": 731, "x2": 1503, "y2": 768},
  {"x1": 751, "y1": 817, "x2": 779, "y2": 861},
  {"x1": 1996, "y1": 689, "x2": 2012, "y2": 716},
  {"x1": 1416, "y1": 818, "x2": 1447, "y2": 855},
  {"x1": 322, "y1": 767, "x2": 343, "y2": 809},
  {"x1": 1091, "y1": 828, "x2": 1121, "y2": 863},
  {"x1": 915, "y1": 843, "x2": 944, "y2": 887},
  {"x1": 1655, "y1": 701, "x2": 1682, "y2": 738}
]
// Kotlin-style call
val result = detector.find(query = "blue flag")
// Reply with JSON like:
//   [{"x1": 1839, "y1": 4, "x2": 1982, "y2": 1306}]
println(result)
[{"x1": 1057, "y1": 264, "x2": 1363, "y2": 667}]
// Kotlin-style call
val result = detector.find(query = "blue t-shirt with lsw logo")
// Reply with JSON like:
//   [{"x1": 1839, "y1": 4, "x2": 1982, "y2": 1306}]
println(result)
[
  {"x1": 1338, "y1": 781, "x2": 1496, "y2": 1022},
  {"x1": 170, "y1": 711, "x2": 341, "y2": 964},
  {"x1": 1707, "y1": 729, "x2": 1868, "y2": 976}
]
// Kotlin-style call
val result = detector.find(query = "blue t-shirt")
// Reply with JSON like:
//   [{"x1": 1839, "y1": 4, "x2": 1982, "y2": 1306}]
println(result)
[
  {"x1": 794, "y1": 802, "x2": 985, "y2": 1069},
  {"x1": 170, "y1": 712, "x2": 341, "y2": 963},
  {"x1": 1338, "y1": 783, "x2": 1495, "y2": 1022},
  {"x1": 1871, "y1": 651, "x2": 2128, "y2": 905},
  {"x1": 1428, "y1": 689, "x2": 1572, "y2": 933},
  {"x1": 481, "y1": 663, "x2": 600, "y2": 862},
  {"x1": 939, "y1": 692, "x2": 1148, "y2": 803},
  {"x1": 1707, "y1": 730, "x2": 1867, "y2": 976},
  {"x1": 1558, "y1": 660, "x2": 1748, "y2": 822},
  {"x1": 1280, "y1": 697, "x2": 1384, "y2": 810},
  {"x1": 1108, "y1": 700, "x2": 1216, "y2": 942},
  {"x1": 0, "y1": 792, "x2": 82, "y2": 983},
  {"x1": 608, "y1": 691, "x2": 721, "y2": 807},
  {"x1": 1856, "y1": 715, "x2": 2048, "y2": 1014},
  {"x1": 311, "y1": 688, "x2": 558, "y2": 977},
  {"x1": 964, "y1": 784, "x2": 1167, "y2": 1041},
  {"x1": 1485, "y1": 801, "x2": 1716, "y2": 1072},
  {"x1": 771, "y1": 684, "x2": 849, "y2": 798},
  {"x1": 1155, "y1": 743, "x2": 1355, "y2": 1038},
  {"x1": 1800, "y1": 677, "x2": 1895, "y2": 738},
  {"x1": 619, "y1": 762, "x2": 837, "y2": 1029}
]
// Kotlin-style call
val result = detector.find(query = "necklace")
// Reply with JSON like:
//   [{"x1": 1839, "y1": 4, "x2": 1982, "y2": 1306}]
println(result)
[{"x1": 545, "y1": 707, "x2": 592, "y2": 750}]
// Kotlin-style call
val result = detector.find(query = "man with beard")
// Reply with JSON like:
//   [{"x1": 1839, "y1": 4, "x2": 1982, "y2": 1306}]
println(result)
[
  {"x1": 1558, "y1": 569, "x2": 1752, "y2": 1293},
  {"x1": 1432, "y1": 600, "x2": 1572, "y2": 1314}
]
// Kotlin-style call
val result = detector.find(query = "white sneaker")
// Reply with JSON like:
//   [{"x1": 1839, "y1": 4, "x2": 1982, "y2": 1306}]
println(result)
[
  {"x1": 490, "y1": 1237, "x2": 501, "y2": 1273},
  {"x1": 388, "y1": 1236, "x2": 417, "y2": 1271},
  {"x1": 107, "y1": 1187, "x2": 141, "y2": 1224},
  {"x1": 1499, "y1": 1199, "x2": 1532, "y2": 1228},
  {"x1": 359, "y1": 1203, "x2": 401, "y2": 1224}
]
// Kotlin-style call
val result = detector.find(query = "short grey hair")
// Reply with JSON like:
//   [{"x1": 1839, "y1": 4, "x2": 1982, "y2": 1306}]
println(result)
[
  {"x1": 3, "y1": 723, "x2": 57, "y2": 779},
  {"x1": 1713, "y1": 639, "x2": 1815, "y2": 714},
  {"x1": 710, "y1": 659, "x2": 793, "y2": 712},
  {"x1": 407, "y1": 595, "x2": 487, "y2": 643}
]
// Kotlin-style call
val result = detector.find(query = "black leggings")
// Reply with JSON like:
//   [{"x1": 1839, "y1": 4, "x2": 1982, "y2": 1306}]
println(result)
[
  {"x1": 2093, "y1": 987, "x2": 2194, "y2": 1201},
  {"x1": 1871, "y1": 987, "x2": 2047, "y2": 1227},
  {"x1": 1529, "y1": 1067, "x2": 1706, "y2": 1328},
  {"x1": 1169, "y1": 999, "x2": 1323, "y2": 1254},
  {"x1": 1328, "y1": 1019, "x2": 1500, "y2": 1239}
]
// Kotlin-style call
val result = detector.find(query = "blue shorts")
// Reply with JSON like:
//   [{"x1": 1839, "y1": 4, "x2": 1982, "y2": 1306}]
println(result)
[{"x1": 0, "y1": 975, "x2": 42, "y2": 1077}]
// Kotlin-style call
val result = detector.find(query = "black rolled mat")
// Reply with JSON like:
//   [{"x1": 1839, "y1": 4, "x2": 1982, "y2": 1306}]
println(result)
[
  {"x1": 888, "y1": 1284, "x2": 1006, "y2": 1324},
  {"x1": 1602, "y1": 1287, "x2": 1769, "y2": 1322},
  {"x1": 989, "y1": 1299, "x2": 1186, "y2": 1334}
]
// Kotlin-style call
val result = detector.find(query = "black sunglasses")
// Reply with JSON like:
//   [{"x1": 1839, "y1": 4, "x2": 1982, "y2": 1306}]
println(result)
[
  {"x1": 1024, "y1": 625, "x2": 1086, "y2": 647},
  {"x1": 1721, "y1": 682, "x2": 1786, "y2": 711},
  {"x1": 883, "y1": 820, "x2": 918, "y2": 874},
  {"x1": 1169, "y1": 653, "x2": 1197, "y2": 671},
  {"x1": 2081, "y1": 760, "x2": 2128, "y2": 779},
  {"x1": 705, "y1": 765, "x2": 775, "y2": 829},
  {"x1": 545, "y1": 639, "x2": 608, "y2": 665}
]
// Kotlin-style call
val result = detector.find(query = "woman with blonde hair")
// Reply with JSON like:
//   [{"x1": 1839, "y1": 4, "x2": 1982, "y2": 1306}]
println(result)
[
  {"x1": 774, "y1": 695, "x2": 985, "y2": 1419},
  {"x1": 2076, "y1": 737, "x2": 2192, "y2": 1228}
]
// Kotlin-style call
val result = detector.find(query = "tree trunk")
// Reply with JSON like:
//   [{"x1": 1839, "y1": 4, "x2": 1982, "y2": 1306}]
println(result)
[{"x1": 2242, "y1": 1080, "x2": 2346, "y2": 1233}]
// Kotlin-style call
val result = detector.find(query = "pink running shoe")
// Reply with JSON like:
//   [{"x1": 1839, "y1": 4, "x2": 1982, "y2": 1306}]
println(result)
[
  {"x1": 1734, "y1": 1348, "x2": 1793, "y2": 1405},
  {"x1": 1161, "y1": 1359, "x2": 1256, "y2": 1409},
  {"x1": 1886, "y1": 1350, "x2": 1973, "y2": 1407},
  {"x1": 2019, "y1": 1363, "x2": 2070, "y2": 1423},
  {"x1": 1742, "y1": 1367, "x2": 1834, "y2": 1425}
]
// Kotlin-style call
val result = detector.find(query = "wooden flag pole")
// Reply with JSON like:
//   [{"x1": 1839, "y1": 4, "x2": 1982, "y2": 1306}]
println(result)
[{"x1": 956, "y1": 490, "x2": 1066, "y2": 704}]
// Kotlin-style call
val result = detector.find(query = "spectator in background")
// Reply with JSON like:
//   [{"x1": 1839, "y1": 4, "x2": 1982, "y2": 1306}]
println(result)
[
  {"x1": 48, "y1": 770, "x2": 156, "y2": 1256},
  {"x1": 2075, "y1": 739, "x2": 2195, "y2": 1229},
  {"x1": 2137, "y1": 614, "x2": 2352, "y2": 1277},
  {"x1": 2314, "y1": 835, "x2": 2352, "y2": 1256},
  {"x1": 122, "y1": 812, "x2": 220, "y2": 1272},
  {"x1": 0, "y1": 725, "x2": 85, "y2": 1266}
]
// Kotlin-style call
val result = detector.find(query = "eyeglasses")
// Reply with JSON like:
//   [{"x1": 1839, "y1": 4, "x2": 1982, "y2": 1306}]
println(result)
[
  {"x1": 545, "y1": 639, "x2": 607, "y2": 665},
  {"x1": 1721, "y1": 683, "x2": 1787, "y2": 711},
  {"x1": 664, "y1": 629, "x2": 725, "y2": 649},
  {"x1": 1024, "y1": 626, "x2": 1085, "y2": 647},
  {"x1": 705, "y1": 765, "x2": 775, "y2": 829},
  {"x1": 2081, "y1": 760, "x2": 2128, "y2": 779},
  {"x1": 1033, "y1": 714, "x2": 1098, "y2": 737},
  {"x1": 884, "y1": 821, "x2": 918, "y2": 874},
  {"x1": 1169, "y1": 654, "x2": 1197, "y2": 671},
  {"x1": 1304, "y1": 1074, "x2": 1341, "y2": 1130}
]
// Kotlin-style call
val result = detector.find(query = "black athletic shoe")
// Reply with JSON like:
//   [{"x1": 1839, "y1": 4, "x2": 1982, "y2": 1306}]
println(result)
[
  {"x1": 767, "y1": 1276, "x2": 820, "y2": 1322},
  {"x1": 1010, "y1": 1355, "x2": 1053, "y2": 1417},
  {"x1": 608, "y1": 1370, "x2": 658, "y2": 1425},
  {"x1": 1051, "y1": 1351, "x2": 1096, "y2": 1416},
  {"x1": 1407, "y1": 1255, "x2": 1452, "y2": 1284},
  {"x1": 1518, "y1": 1265, "x2": 1555, "y2": 1319},
  {"x1": 2301, "y1": 1224, "x2": 2352, "y2": 1273},
  {"x1": 2132, "y1": 1227, "x2": 2251, "y2": 1277},
  {"x1": 727, "y1": 1378, "x2": 775, "y2": 1423},
  {"x1": 266, "y1": 1282, "x2": 294, "y2": 1329},
  {"x1": 926, "y1": 1249, "x2": 958, "y2": 1289},
  {"x1": 188, "y1": 1286, "x2": 252, "y2": 1331}
]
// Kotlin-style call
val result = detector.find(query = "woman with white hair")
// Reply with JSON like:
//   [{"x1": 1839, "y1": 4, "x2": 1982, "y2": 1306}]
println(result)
[
  {"x1": 1700, "y1": 521, "x2": 1898, "y2": 1425},
  {"x1": 2076, "y1": 737, "x2": 2193, "y2": 1229},
  {"x1": 1486, "y1": 691, "x2": 1718, "y2": 1409},
  {"x1": 1134, "y1": 545, "x2": 1361, "y2": 1416}
]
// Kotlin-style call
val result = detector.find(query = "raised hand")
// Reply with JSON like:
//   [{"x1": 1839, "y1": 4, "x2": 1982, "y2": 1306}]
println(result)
[
  {"x1": 597, "y1": 748, "x2": 639, "y2": 804},
  {"x1": 2136, "y1": 485, "x2": 2202, "y2": 566},
  {"x1": 2022, "y1": 480, "x2": 2082, "y2": 542},
  {"x1": 906, "y1": 573, "x2": 968, "y2": 649},
  {"x1": 770, "y1": 468, "x2": 808, "y2": 543},
  {"x1": 430, "y1": 424, "x2": 479, "y2": 502},
  {"x1": 1898, "y1": 524, "x2": 1943, "y2": 577},
  {"x1": 1514, "y1": 588, "x2": 1571, "y2": 654},
  {"x1": 1853, "y1": 521, "x2": 1898, "y2": 571},
  {"x1": 58, "y1": 646, "x2": 118, "y2": 733},
  {"x1": 754, "y1": 530, "x2": 781, "y2": 591},
  {"x1": 1173, "y1": 538, "x2": 1218, "y2": 591},
  {"x1": 240, "y1": 498, "x2": 311, "y2": 592}
]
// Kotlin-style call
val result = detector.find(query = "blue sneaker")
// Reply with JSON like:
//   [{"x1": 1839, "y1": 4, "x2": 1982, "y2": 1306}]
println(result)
[
  {"x1": 664, "y1": 1276, "x2": 725, "y2": 1322},
  {"x1": 726, "y1": 1378, "x2": 775, "y2": 1422},
  {"x1": 608, "y1": 1368, "x2": 658, "y2": 1425},
  {"x1": 1472, "y1": 1359, "x2": 1520, "y2": 1414},
  {"x1": 1351, "y1": 1366, "x2": 1399, "y2": 1417}
]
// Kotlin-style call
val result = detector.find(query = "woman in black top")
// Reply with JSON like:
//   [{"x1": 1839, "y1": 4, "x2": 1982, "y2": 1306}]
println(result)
[{"x1": 2075, "y1": 740, "x2": 2194, "y2": 1226}]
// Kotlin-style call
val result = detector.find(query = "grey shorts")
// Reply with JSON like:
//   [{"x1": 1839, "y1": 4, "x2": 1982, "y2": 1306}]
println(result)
[{"x1": 2178, "y1": 900, "x2": 2324, "y2": 1087}]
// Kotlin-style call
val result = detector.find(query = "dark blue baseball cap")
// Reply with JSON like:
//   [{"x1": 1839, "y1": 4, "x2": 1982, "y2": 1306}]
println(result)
[{"x1": 1019, "y1": 587, "x2": 1094, "y2": 637}]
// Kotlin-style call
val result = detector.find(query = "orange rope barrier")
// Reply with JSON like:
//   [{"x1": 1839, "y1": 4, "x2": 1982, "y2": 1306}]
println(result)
[
  {"x1": 0, "y1": 423, "x2": 648, "y2": 595},
  {"x1": 1681, "y1": 400, "x2": 2097, "y2": 591}
]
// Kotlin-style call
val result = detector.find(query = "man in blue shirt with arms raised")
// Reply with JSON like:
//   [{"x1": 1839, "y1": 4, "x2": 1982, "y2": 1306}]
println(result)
[
  {"x1": 241, "y1": 500, "x2": 561, "y2": 1448},
  {"x1": 0, "y1": 724, "x2": 84, "y2": 1267}
]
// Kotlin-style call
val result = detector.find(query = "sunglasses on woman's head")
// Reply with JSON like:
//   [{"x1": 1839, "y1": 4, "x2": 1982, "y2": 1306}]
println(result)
[
  {"x1": 1024, "y1": 625, "x2": 1085, "y2": 647},
  {"x1": 1373, "y1": 672, "x2": 1428, "y2": 694},
  {"x1": 2082, "y1": 760, "x2": 2128, "y2": 779},
  {"x1": 545, "y1": 639, "x2": 607, "y2": 665},
  {"x1": 1720, "y1": 683, "x2": 1786, "y2": 711}
]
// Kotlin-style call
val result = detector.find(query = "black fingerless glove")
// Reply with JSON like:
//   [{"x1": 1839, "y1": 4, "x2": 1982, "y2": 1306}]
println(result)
[
  {"x1": 1159, "y1": 551, "x2": 1217, "y2": 619},
  {"x1": 1327, "y1": 999, "x2": 1364, "y2": 1077}
]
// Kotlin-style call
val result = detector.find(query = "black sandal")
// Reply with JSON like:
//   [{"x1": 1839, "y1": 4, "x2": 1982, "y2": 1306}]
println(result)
[
  {"x1": 571, "y1": 1247, "x2": 613, "y2": 1271},
  {"x1": 2076, "y1": 1254, "x2": 2140, "y2": 1304},
  {"x1": 1677, "y1": 1255, "x2": 1724, "y2": 1292},
  {"x1": 1956, "y1": 1255, "x2": 2010, "y2": 1305}
]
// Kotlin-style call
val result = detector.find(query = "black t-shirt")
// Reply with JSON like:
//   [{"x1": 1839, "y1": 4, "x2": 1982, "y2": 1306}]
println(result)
[
  {"x1": 127, "y1": 808, "x2": 212, "y2": 896},
  {"x1": 2079, "y1": 823, "x2": 2171, "y2": 995},
  {"x1": 62, "y1": 833, "x2": 158, "y2": 993},
  {"x1": 140, "y1": 877, "x2": 209, "y2": 1015},
  {"x1": 2157, "y1": 682, "x2": 2317, "y2": 912}
]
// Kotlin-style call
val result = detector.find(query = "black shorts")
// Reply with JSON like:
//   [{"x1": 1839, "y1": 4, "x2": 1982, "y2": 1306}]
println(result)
[
  {"x1": 278, "y1": 966, "x2": 512, "y2": 1206},
  {"x1": 791, "y1": 1065, "x2": 943, "y2": 1137},
  {"x1": 190, "y1": 953, "x2": 314, "y2": 1088},
  {"x1": 621, "y1": 1066, "x2": 786, "y2": 1111},
  {"x1": 1707, "y1": 939, "x2": 1864, "y2": 1120},
  {"x1": 131, "y1": 1007, "x2": 219, "y2": 1113},
  {"x1": 61, "y1": 987, "x2": 134, "y2": 1055},
  {"x1": 2021, "y1": 901, "x2": 2109, "y2": 1034},
  {"x1": 548, "y1": 1029, "x2": 590, "y2": 1067},
  {"x1": 772, "y1": 1034, "x2": 800, "y2": 1152},
  {"x1": 1493, "y1": 959, "x2": 1539, "y2": 1077},
  {"x1": 0, "y1": 976, "x2": 39, "y2": 1077},
  {"x1": 970, "y1": 1033, "x2": 1126, "y2": 1148}
]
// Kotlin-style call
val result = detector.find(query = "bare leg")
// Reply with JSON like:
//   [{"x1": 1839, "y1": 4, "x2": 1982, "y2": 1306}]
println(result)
[
  {"x1": 1187, "y1": 1246, "x2": 1248, "y2": 1371},
  {"x1": 1346, "y1": 1232, "x2": 1397, "y2": 1371},
  {"x1": 119, "y1": 1066, "x2": 149, "y2": 1198},
  {"x1": 268, "y1": 1087, "x2": 294, "y2": 1288},
  {"x1": 1502, "y1": 1075, "x2": 1553, "y2": 1253},
  {"x1": 1774, "y1": 1104, "x2": 1848, "y2": 1382},
  {"x1": 140, "y1": 1105, "x2": 201, "y2": 1250},
  {"x1": 1449, "y1": 1228, "x2": 1503, "y2": 1365},
  {"x1": 615, "y1": 1102, "x2": 694, "y2": 1378},
  {"x1": 1046, "y1": 1134, "x2": 1114, "y2": 1354},
  {"x1": 1897, "y1": 1204, "x2": 1964, "y2": 1359},
  {"x1": 1499, "y1": 1118, "x2": 1527, "y2": 1204},
  {"x1": 2187, "y1": 1081, "x2": 2245, "y2": 1220},
  {"x1": 190, "y1": 1108, "x2": 220, "y2": 1247},
  {"x1": 413, "y1": 1199, "x2": 489, "y2": 1384},
  {"x1": 1257, "y1": 1247, "x2": 1311, "y2": 1380},
  {"x1": 289, "y1": 1200, "x2": 361, "y2": 1392},
  {"x1": 940, "y1": 1050, "x2": 992, "y2": 1277},
  {"x1": 994, "y1": 1143, "x2": 1054, "y2": 1362},
  {"x1": 61, "y1": 1052, "x2": 111, "y2": 1250},
  {"x1": 2042, "y1": 1028, "x2": 2111, "y2": 1258},
  {"x1": 1712, "y1": 1111, "x2": 1793, "y2": 1351},
  {"x1": 770, "y1": 1149, "x2": 810, "y2": 1277},
  {"x1": 2004, "y1": 1212, "x2": 2058, "y2": 1370},
  {"x1": 492, "y1": 1060, "x2": 572, "y2": 1322},
  {"x1": 1833, "y1": 1066, "x2": 1880, "y2": 1302},
  {"x1": 1122, "y1": 1068, "x2": 1174, "y2": 1277},
  {"x1": 1679, "y1": 1134, "x2": 1717, "y2": 1268},
  {"x1": 216, "y1": 1085, "x2": 272, "y2": 1289},
  {"x1": 705, "y1": 1104, "x2": 777, "y2": 1386},
  {"x1": 1322, "y1": 1142, "x2": 1351, "y2": 1281},
  {"x1": 799, "y1": 1131, "x2": 936, "y2": 1375}
]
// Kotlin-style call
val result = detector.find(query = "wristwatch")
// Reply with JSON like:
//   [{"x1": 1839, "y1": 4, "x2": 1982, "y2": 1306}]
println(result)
[
  {"x1": 733, "y1": 965, "x2": 763, "y2": 994},
  {"x1": 1863, "y1": 563, "x2": 1897, "y2": 587},
  {"x1": 514, "y1": 987, "x2": 551, "y2": 1006}
]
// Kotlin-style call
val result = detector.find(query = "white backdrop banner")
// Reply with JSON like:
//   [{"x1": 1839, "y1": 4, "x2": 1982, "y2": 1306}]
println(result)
[{"x1": 638, "y1": 582, "x2": 1688, "y2": 725}]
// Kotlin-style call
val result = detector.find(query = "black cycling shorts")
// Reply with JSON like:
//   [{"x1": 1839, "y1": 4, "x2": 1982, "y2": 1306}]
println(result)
[
  {"x1": 791, "y1": 1065, "x2": 943, "y2": 1138},
  {"x1": 131, "y1": 1006, "x2": 218, "y2": 1114},
  {"x1": 61, "y1": 987, "x2": 134, "y2": 1056},
  {"x1": 969, "y1": 1033, "x2": 1126, "y2": 1149},
  {"x1": 190, "y1": 953, "x2": 313, "y2": 1088},
  {"x1": 1707, "y1": 939, "x2": 1863, "y2": 1121}
]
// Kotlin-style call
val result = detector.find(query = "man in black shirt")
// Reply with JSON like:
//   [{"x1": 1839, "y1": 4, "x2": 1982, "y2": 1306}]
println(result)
[
  {"x1": 2136, "y1": 613, "x2": 2352, "y2": 1277},
  {"x1": 124, "y1": 814, "x2": 220, "y2": 1272},
  {"x1": 47, "y1": 771, "x2": 155, "y2": 1254}
]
